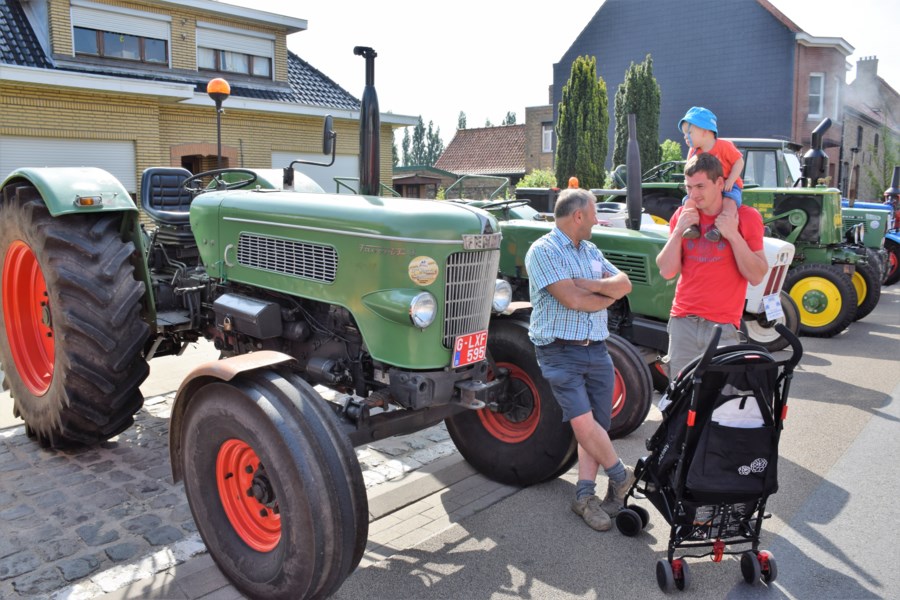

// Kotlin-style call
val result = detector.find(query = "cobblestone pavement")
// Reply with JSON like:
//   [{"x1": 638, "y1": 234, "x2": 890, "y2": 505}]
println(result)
[{"x1": 0, "y1": 390, "x2": 457, "y2": 599}]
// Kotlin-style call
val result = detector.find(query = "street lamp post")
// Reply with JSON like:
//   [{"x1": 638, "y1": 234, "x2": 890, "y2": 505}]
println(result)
[{"x1": 206, "y1": 78, "x2": 231, "y2": 169}]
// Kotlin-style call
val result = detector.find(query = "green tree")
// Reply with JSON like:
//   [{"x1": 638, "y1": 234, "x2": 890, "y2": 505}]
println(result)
[
  {"x1": 425, "y1": 121, "x2": 444, "y2": 165},
  {"x1": 516, "y1": 168, "x2": 557, "y2": 188},
  {"x1": 410, "y1": 116, "x2": 426, "y2": 165},
  {"x1": 392, "y1": 132, "x2": 399, "y2": 167},
  {"x1": 401, "y1": 128, "x2": 411, "y2": 166},
  {"x1": 612, "y1": 54, "x2": 661, "y2": 172},
  {"x1": 660, "y1": 139, "x2": 683, "y2": 163},
  {"x1": 485, "y1": 118, "x2": 494, "y2": 127},
  {"x1": 865, "y1": 126, "x2": 899, "y2": 194},
  {"x1": 555, "y1": 55, "x2": 608, "y2": 188},
  {"x1": 502, "y1": 112, "x2": 517, "y2": 126},
  {"x1": 458, "y1": 111, "x2": 467, "y2": 130}
]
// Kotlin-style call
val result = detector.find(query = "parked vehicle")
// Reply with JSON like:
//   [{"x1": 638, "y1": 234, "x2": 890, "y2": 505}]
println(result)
[
  {"x1": 0, "y1": 49, "x2": 553, "y2": 600},
  {"x1": 628, "y1": 120, "x2": 881, "y2": 338}
]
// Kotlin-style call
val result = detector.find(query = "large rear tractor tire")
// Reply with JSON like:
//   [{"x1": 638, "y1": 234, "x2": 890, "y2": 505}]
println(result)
[
  {"x1": 851, "y1": 259, "x2": 882, "y2": 321},
  {"x1": 742, "y1": 290, "x2": 800, "y2": 352},
  {"x1": 180, "y1": 369, "x2": 367, "y2": 600},
  {"x1": 446, "y1": 319, "x2": 577, "y2": 486},
  {"x1": 606, "y1": 334, "x2": 653, "y2": 439},
  {"x1": 0, "y1": 183, "x2": 150, "y2": 447},
  {"x1": 882, "y1": 239, "x2": 899, "y2": 286},
  {"x1": 785, "y1": 264, "x2": 857, "y2": 338}
]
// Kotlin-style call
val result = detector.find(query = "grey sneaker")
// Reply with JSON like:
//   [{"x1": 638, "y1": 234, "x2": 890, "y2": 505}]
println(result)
[
  {"x1": 571, "y1": 495, "x2": 612, "y2": 531},
  {"x1": 600, "y1": 466, "x2": 636, "y2": 516},
  {"x1": 682, "y1": 224, "x2": 701, "y2": 239},
  {"x1": 704, "y1": 227, "x2": 722, "y2": 242}
]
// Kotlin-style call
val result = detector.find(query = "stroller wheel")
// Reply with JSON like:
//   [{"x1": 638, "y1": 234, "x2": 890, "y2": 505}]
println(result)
[
  {"x1": 656, "y1": 559, "x2": 674, "y2": 592},
  {"x1": 616, "y1": 508, "x2": 644, "y2": 537},
  {"x1": 630, "y1": 504, "x2": 650, "y2": 528},
  {"x1": 759, "y1": 550, "x2": 778, "y2": 583},
  {"x1": 741, "y1": 551, "x2": 762, "y2": 585},
  {"x1": 673, "y1": 558, "x2": 691, "y2": 591}
]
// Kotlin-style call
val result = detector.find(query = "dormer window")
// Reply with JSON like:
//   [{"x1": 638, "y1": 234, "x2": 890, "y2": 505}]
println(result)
[
  {"x1": 74, "y1": 27, "x2": 167, "y2": 64},
  {"x1": 198, "y1": 48, "x2": 271, "y2": 78},
  {"x1": 70, "y1": 0, "x2": 171, "y2": 66},
  {"x1": 196, "y1": 22, "x2": 274, "y2": 80}
]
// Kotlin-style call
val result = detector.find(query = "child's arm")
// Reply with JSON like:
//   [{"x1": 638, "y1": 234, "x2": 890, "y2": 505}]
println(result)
[{"x1": 723, "y1": 156, "x2": 745, "y2": 192}]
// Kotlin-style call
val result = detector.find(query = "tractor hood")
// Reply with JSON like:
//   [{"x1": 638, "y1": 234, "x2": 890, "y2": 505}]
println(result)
[{"x1": 191, "y1": 190, "x2": 497, "y2": 246}]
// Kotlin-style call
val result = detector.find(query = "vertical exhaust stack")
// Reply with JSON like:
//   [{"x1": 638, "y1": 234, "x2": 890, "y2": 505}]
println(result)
[
  {"x1": 626, "y1": 113, "x2": 642, "y2": 230},
  {"x1": 354, "y1": 46, "x2": 380, "y2": 196},
  {"x1": 801, "y1": 118, "x2": 831, "y2": 187}
]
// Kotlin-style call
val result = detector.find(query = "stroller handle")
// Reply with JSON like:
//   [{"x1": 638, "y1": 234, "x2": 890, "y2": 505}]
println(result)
[{"x1": 774, "y1": 322, "x2": 803, "y2": 370}]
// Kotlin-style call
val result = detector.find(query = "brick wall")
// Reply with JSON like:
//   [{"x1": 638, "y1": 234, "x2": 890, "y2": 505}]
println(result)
[
  {"x1": 525, "y1": 105, "x2": 553, "y2": 174},
  {"x1": 794, "y1": 44, "x2": 845, "y2": 176}
]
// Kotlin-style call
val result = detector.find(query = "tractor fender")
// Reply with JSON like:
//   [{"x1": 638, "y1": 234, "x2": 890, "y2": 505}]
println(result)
[
  {"x1": 886, "y1": 230, "x2": 900, "y2": 245},
  {"x1": 2, "y1": 167, "x2": 137, "y2": 216},
  {"x1": 169, "y1": 351, "x2": 296, "y2": 482}
]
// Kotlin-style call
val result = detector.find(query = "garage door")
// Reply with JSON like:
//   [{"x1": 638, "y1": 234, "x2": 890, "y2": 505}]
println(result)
[
  {"x1": 271, "y1": 152, "x2": 358, "y2": 194},
  {"x1": 0, "y1": 137, "x2": 137, "y2": 193}
]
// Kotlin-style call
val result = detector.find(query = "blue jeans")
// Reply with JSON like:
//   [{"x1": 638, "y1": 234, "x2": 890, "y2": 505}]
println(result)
[{"x1": 534, "y1": 342, "x2": 614, "y2": 429}]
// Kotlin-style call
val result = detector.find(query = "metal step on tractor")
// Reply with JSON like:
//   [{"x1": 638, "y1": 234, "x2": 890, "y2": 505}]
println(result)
[
  {"x1": 622, "y1": 119, "x2": 885, "y2": 338},
  {"x1": 0, "y1": 48, "x2": 598, "y2": 600}
]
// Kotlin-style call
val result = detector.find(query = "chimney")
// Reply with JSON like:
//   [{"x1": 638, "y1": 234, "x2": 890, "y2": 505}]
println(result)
[{"x1": 856, "y1": 56, "x2": 878, "y2": 81}]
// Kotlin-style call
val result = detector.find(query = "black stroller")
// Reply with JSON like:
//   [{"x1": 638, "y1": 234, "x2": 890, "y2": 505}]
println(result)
[{"x1": 616, "y1": 324, "x2": 802, "y2": 592}]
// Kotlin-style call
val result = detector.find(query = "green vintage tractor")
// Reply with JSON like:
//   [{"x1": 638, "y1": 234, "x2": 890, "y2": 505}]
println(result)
[
  {"x1": 0, "y1": 49, "x2": 597, "y2": 600},
  {"x1": 623, "y1": 119, "x2": 881, "y2": 338}
]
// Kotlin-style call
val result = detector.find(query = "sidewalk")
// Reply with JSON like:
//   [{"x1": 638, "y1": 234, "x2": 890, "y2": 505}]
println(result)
[{"x1": 90, "y1": 453, "x2": 518, "y2": 600}]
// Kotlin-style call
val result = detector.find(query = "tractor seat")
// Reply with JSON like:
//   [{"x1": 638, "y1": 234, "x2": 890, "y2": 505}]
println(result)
[{"x1": 140, "y1": 167, "x2": 193, "y2": 225}]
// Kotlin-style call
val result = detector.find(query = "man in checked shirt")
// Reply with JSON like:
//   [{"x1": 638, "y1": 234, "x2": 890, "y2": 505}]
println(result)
[{"x1": 524, "y1": 187, "x2": 635, "y2": 532}]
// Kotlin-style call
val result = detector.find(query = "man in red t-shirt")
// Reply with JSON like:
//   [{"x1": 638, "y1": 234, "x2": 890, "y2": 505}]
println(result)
[{"x1": 655, "y1": 153, "x2": 768, "y2": 382}]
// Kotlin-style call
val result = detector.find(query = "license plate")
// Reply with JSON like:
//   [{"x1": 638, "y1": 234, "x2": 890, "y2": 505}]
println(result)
[{"x1": 452, "y1": 330, "x2": 488, "y2": 368}]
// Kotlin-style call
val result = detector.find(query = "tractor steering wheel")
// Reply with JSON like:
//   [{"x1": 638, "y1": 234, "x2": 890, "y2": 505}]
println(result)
[
  {"x1": 642, "y1": 161, "x2": 680, "y2": 183},
  {"x1": 478, "y1": 199, "x2": 530, "y2": 211},
  {"x1": 182, "y1": 168, "x2": 259, "y2": 193}
]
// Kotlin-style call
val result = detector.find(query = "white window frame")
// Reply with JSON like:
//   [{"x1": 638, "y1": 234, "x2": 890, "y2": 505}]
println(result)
[
  {"x1": 71, "y1": 0, "x2": 170, "y2": 65},
  {"x1": 808, "y1": 72, "x2": 824, "y2": 119},
  {"x1": 832, "y1": 76, "x2": 842, "y2": 122},
  {"x1": 196, "y1": 22, "x2": 274, "y2": 80},
  {"x1": 542, "y1": 124, "x2": 553, "y2": 153}
]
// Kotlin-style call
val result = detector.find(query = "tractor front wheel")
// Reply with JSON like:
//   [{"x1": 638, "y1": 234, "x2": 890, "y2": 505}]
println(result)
[
  {"x1": 0, "y1": 183, "x2": 149, "y2": 446},
  {"x1": 785, "y1": 264, "x2": 857, "y2": 338},
  {"x1": 446, "y1": 319, "x2": 577, "y2": 486},
  {"x1": 180, "y1": 369, "x2": 367, "y2": 600},
  {"x1": 883, "y1": 239, "x2": 900, "y2": 286},
  {"x1": 851, "y1": 259, "x2": 882, "y2": 321},
  {"x1": 743, "y1": 290, "x2": 800, "y2": 352}
]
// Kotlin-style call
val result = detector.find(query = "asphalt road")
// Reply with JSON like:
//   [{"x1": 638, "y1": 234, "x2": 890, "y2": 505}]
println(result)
[
  {"x1": 333, "y1": 285, "x2": 900, "y2": 600},
  {"x1": 1, "y1": 286, "x2": 898, "y2": 599}
]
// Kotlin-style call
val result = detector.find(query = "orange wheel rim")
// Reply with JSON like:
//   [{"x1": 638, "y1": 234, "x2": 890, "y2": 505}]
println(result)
[
  {"x1": 610, "y1": 366, "x2": 626, "y2": 419},
  {"x1": 2, "y1": 241, "x2": 54, "y2": 395},
  {"x1": 477, "y1": 362, "x2": 540, "y2": 443},
  {"x1": 216, "y1": 439, "x2": 281, "y2": 552}
]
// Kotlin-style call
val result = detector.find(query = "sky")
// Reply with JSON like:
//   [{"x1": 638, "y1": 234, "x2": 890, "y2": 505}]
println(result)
[{"x1": 221, "y1": 0, "x2": 896, "y2": 146}]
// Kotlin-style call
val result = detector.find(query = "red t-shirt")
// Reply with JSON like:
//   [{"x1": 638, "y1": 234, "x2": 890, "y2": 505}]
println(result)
[
  {"x1": 688, "y1": 139, "x2": 744, "y2": 189},
  {"x1": 668, "y1": 204, "x2": 764, "y2": 326}
]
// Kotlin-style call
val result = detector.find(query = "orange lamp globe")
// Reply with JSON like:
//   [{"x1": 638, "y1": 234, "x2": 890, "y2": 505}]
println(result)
[{"x1": 568, "y1": 176, "x2": 579, "y2": 188}]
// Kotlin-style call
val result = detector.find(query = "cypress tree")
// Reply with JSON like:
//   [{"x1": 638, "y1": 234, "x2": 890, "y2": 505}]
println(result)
[
  {"x1": 555, "y1": 55, "x2": 608, "y2": 188},
  {"x1": 613, "y1": 54, "x2": 662, "y2": 172}
]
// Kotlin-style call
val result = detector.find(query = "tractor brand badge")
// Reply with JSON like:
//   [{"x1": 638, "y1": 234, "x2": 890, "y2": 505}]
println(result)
[{"x1": 408, "y1": 256, "x2": 439, "y2": 286}]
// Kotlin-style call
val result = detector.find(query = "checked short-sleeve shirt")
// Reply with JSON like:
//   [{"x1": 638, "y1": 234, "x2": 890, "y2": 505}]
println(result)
[{"x1": 525, "y1": 227, "x2": 620, "y2": 346}]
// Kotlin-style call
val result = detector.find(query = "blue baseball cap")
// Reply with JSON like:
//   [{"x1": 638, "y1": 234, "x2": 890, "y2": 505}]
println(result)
[{"x1": 678, "y1": 106, "x2": 718, "y2": 136}]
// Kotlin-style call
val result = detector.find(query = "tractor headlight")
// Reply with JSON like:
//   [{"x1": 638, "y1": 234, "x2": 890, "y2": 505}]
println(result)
[
  {"x1": 845, "y1": 223, "x2": 864, "y2": 245},
  {"x1": 492, "y1": 279, "x2": 513, "y2": 313},
  {"x1": 409, "y1": 292, "x2": 437, "y2": 329}
]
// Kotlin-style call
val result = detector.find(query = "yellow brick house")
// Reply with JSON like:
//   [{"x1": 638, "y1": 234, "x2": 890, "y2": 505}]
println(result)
[{"x1": 0, "y1": 0, "x2": 413, "y2": 197}]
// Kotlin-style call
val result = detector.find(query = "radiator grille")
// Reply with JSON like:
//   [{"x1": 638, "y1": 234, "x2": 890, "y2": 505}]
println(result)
[
  {"x1": 237, "y1": 234, "x2": 338, "y2": 283},
  {"x1": 443, "y1": 249, "x2": 501, "y2": 348},
  {"x1": 764, "y1": 264, "x2": 788, "y2": 297},
  {"x1": 603, "y1": 251, "x2": 649, "y2": 285}
]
